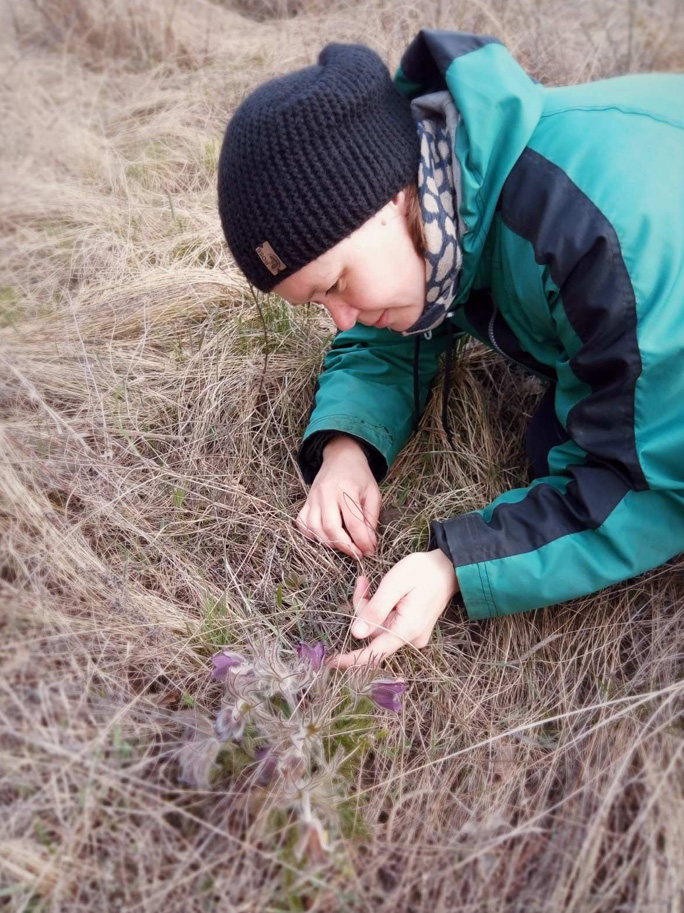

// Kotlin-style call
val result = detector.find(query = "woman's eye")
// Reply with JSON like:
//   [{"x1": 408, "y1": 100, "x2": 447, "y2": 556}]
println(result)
[{"x1": 326, "y1": 281, "x2": 339, "y2": 295}]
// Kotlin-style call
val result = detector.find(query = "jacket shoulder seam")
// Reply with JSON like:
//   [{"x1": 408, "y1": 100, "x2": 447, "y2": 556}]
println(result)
[{"x1": 540, "y1": 105, "x2": 684, "y2": 132}]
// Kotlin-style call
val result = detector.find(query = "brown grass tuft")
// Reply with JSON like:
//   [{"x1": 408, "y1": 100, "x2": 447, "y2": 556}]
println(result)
[{"x1": 1, "y1": 0, "x2": 684, "y2": 910}]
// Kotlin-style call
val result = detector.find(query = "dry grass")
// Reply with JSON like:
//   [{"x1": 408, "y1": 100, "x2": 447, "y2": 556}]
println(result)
[{"x1": 1, "y1": 0, "x2": 684, "y2": 909}]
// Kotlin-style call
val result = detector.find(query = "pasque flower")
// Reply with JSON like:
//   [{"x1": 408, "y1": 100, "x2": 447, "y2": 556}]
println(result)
[
  {"x1": 253, "y1": 744, "x2": 279, "y2": 785},
  {"x1": 214, "y1": 702, "x2": 247, "y2": 742},
  {"x1": 178, "y1": 636, "x2": 406, "y2": 863},
  {"x1": 296, "y1": 640, "x2": 326, "y2": 671},
  {"x1": 210, "y1": 649, "x2": 251, "y2": 681},
  {"x1": 364, "y1": 677, "x2": 407, "y2": 713}
]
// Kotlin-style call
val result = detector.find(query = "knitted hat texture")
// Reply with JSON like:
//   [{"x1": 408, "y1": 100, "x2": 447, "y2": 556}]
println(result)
[{"x1": 217, "y1": 42, "x2": 421, "y2": 292}]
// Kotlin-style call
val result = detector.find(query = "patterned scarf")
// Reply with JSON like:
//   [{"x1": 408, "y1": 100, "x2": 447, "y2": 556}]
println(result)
[{"x1": 401, "y1": 90, "x2": 465, "y2": 337}]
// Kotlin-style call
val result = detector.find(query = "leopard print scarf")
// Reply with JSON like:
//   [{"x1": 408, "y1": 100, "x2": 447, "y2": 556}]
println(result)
[{"x1": 401, "y1": 90, "x2": 465, "y2": 337}]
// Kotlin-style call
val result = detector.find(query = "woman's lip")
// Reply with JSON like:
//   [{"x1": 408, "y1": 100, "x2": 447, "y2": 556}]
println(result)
[{"x1": 375, "y1": 309, "x2": 389, "y2": 328}]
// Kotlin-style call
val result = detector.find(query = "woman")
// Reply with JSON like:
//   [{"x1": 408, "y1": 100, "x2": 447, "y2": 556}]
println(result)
[{"x1": 217, "y1": 29, "x2": 684, "y2": 668}]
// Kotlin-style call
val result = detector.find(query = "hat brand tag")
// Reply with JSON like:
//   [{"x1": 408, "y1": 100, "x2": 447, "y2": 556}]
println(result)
[{"x1": 255, "y1": 241, "x2": 287, "y2": 276}]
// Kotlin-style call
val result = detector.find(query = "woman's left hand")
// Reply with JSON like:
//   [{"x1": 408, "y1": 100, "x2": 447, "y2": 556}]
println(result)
[{"x1": 329, "y1": 550, "x2": 460, "y2": 669}]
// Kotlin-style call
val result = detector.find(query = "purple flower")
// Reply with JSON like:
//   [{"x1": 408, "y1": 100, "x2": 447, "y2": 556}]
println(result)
[
  {"x1": 210, "y1": 649, "x2": 250, "y2": 681},
  {"x1": 366, "y1": 677, "x2": 407, "y2": 713},
  {"x1": 214, "y1": 703, "x2": 246, "y2": 742},
  {"x1": 253, "y1": 745, "x2": 279, "y2": 785},
  {"x1": 282, "y1": 752, "x2": 306, "y2": 783},
  {"x1": 296, "y1": 641, "x2": 326, "y2": 671}
]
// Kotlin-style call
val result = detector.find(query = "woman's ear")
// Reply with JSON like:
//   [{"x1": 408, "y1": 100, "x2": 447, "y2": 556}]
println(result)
[
  {"x1": 381, "y1": 189, "x2": 406, "y2": 226},
  {"x1": 392, "y1": 188, "x2": 408, "y2": 214}
]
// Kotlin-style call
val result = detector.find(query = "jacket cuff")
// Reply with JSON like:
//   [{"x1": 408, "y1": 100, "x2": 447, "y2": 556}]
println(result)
[
  {"x1": 429, "y1": 519, "x2": 498, "y2": 620},
  {"x1": 449, "y1": 561, "x2": 499, "y2": 619},
  {"x1": 297, "y1": 431, "x2": 387, "y2": 485}
]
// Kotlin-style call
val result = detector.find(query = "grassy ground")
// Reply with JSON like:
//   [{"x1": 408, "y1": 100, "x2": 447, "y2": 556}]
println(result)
[{"x1": 2, "y1": 0, "x2": 684, "y2": 910}]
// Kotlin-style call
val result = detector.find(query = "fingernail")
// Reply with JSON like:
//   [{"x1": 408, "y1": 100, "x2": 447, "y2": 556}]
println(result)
[{"x1": 353, "y1": 621, "x2": 369, "y2": 638}]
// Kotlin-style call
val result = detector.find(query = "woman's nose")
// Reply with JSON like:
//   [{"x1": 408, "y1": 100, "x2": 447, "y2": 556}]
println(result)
[{"x1": 327, "y1": 301, "x2": 359, "y2": 331}]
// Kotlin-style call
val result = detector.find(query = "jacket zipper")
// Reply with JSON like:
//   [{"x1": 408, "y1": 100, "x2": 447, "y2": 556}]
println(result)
[
  {"x1": 487, "y1": 303, "x2": 551, "y2": 378},
  {"x1": 487, "y1": 304, "x2": 507, "y2": 358}
]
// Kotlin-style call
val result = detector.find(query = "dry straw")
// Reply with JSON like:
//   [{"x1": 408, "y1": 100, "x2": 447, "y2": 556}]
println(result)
[{"x1": 1, "y1": 0, "x2": 684, "y2": 910}]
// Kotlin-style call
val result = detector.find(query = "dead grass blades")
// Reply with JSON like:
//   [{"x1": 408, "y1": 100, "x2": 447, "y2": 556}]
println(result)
[{"x1": 1, "y1": 0, "x2": 684, "y2": 910}]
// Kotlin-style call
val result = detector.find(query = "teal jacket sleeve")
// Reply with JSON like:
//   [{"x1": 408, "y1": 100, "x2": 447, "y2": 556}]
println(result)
[
  {"x1": 429, "y1": 439, "x2": 684, "y2": 620},
  {"x1": 430, "y1": 158, "x2": 684, "y2": 617},
  {"x1": 429, "y1": 245, "x2": 684, "y2": 621},
  {"x1": 297, "y1": 320, "x2": 456, "y2": 484}
]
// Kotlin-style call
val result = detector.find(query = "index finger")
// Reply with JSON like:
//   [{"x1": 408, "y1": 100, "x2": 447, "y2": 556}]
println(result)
[
  {"x1": 320, "y1": 505, "x2": 363, "y2": 561},
  {"x1": 341, "y1": 494, "x2": 377, "y2": 556},
  {"x1": 361, "y1": 485, "x2": 382, "y2": 533},
  {"x1": 330, "y1": 628, "x2": 411, "y2": 670}
]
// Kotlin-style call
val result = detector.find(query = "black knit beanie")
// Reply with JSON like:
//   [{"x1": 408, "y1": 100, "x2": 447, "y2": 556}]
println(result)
[{"x1": 217, "y1": 42, "x2": 421, "y2": 293}]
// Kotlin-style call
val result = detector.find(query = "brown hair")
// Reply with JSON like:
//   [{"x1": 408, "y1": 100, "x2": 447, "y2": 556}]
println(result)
[{"x1": 403, "y1": 179, "x2": 426, "y2": 259}]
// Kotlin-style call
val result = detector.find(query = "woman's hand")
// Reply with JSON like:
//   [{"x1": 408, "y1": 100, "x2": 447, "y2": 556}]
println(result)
[
  {"x1": 329, "y1": 550, "x2": 460, "y2": 669},
  {"x1": 295, "y1": 435, "x2": 381, "y2": 561}
]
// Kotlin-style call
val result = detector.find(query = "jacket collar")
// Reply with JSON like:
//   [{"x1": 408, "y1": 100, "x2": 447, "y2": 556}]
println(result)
[{"x1": 393, "y1": 29, "x2": 544, "y2": 306}]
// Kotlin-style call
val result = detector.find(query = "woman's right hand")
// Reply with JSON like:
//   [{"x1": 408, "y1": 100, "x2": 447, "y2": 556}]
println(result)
[{"x1": 295, "y1": 435, "x2": 381, "y2": 561}]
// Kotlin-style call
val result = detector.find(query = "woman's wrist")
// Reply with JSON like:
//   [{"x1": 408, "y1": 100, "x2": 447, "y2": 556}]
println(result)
[
  {"x1": 428, "y1": 548, "x2": 460, "y2": 599},
  {"x1": 322, "y1": 433, "x2": 366, "y2": 462}
]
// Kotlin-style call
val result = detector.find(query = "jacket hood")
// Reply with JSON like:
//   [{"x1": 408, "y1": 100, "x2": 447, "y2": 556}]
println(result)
[{"x1": 393, "y1": 30, "x2": 544, "y2": 304}]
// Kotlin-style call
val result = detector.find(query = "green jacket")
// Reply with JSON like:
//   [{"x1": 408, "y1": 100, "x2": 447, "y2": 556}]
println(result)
[{"x1": 297, "y1": 29, "x2": 684, "y2": 621}]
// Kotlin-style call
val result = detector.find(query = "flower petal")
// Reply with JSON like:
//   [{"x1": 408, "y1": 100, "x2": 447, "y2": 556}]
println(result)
[
  {"x1": 210, "y1": 649, "x2": 250, "y2": 681},
  {"x1": 253, "y1": 745, "x2": 279, "y2": 785},
  {"x1": 368, "y1": 677, "x2": 407, "y2": 713},
  {"x1": 296, "y1": 641, "x2": 326, "y2": 671},
  {"x1": 214, "y1": 703, "x2": 246, "y2": 742}
]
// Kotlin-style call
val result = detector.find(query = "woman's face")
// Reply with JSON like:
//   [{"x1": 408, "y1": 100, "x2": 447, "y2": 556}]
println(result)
[{"x1": 272, "y1": 189, "x2": 426, "y2": 333}]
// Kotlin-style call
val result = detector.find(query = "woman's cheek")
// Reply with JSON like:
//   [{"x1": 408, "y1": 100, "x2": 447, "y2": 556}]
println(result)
[
  {"x1": 345, "y1": 294, "x2": 377, "y2": 314},
  {"x1": 352, "y1": 286, "x2": 387, "y2": 313},
  {"x1": 344, "y1": 279, "x2": 383, "y2": 313}
]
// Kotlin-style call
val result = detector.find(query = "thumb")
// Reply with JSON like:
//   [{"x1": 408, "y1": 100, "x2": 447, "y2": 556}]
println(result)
[
  {"x1": 351, "y1": 576, "x2": 371, "y2": 618},
  {"x1": 350, "y1": 575, "x2": 372, "y2": 638},
  {"x1": 353, "y1": 575, "x2": 371, "y2": 605},
  {"x1": 351, "y1": 567, "x2": 404, "y2": 639}
]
